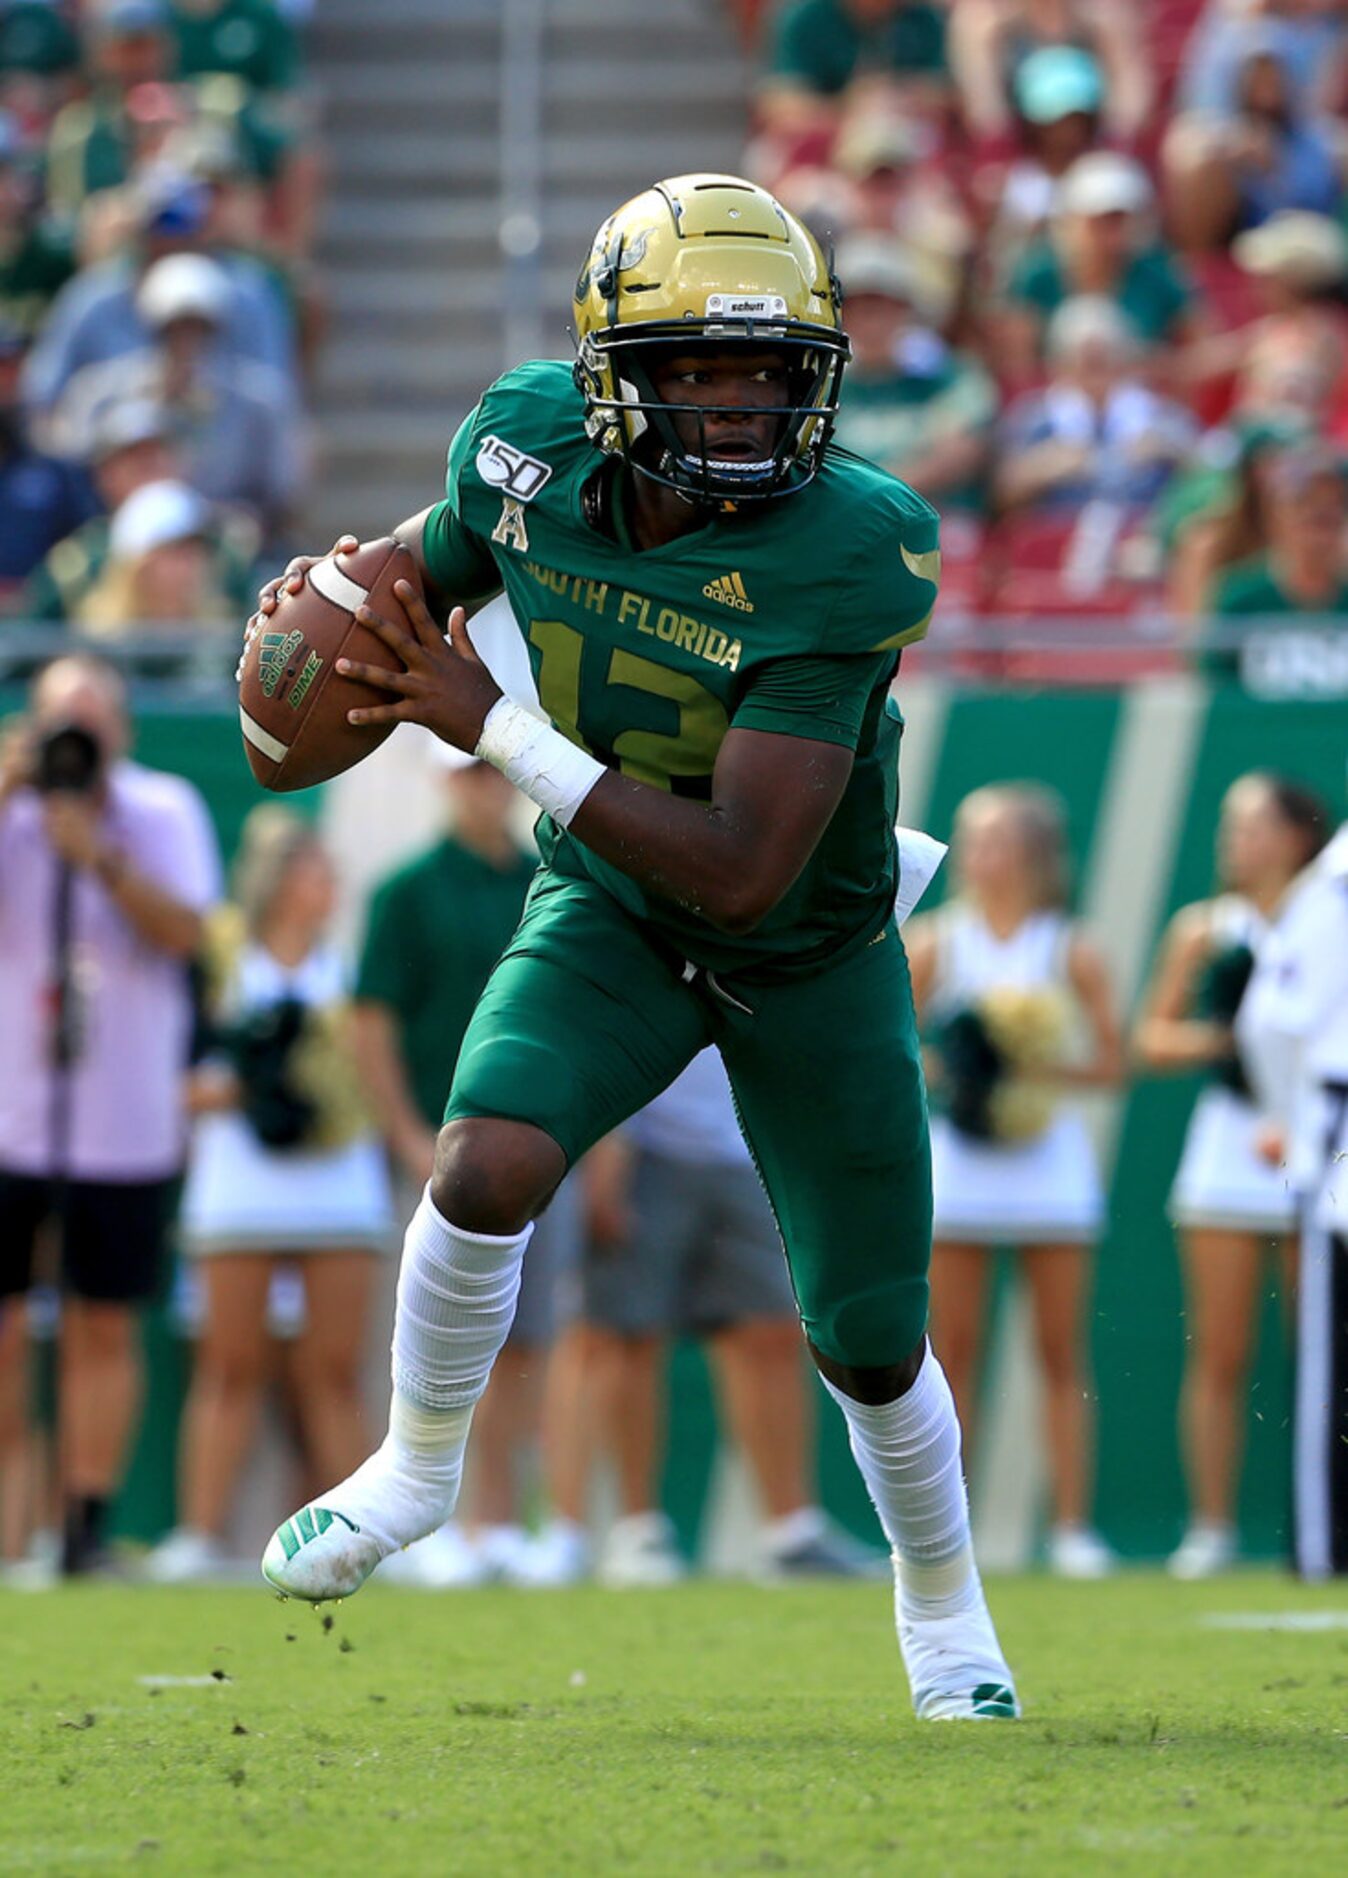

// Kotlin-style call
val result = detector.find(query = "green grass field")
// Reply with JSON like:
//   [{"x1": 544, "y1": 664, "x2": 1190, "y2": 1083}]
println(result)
[{"x1": 2, "y1": 1571, "x2": 1345, "y2": 1876}]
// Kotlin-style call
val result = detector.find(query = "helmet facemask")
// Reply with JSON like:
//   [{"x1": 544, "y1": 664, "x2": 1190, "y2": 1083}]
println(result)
[{"x1": 576, "y1": 323, "x2": 850, "y2": 506}]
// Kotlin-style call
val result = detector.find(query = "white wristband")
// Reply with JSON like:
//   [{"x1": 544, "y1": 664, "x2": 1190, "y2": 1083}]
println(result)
[{"x1": 474, "y1": 697, "x2": 606, "y2": 828}]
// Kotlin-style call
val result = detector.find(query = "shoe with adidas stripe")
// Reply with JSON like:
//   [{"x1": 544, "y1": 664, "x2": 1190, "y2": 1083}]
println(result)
[{"x1": 260, "y1": 1439, "x2": 453, "y2": 1602}]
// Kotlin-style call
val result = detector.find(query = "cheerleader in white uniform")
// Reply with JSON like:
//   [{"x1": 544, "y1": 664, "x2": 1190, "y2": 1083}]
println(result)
[
  {"x1": 148, "y1": 808, "x2": 393, "y2": 1582},
  {"x1": 1135, "y1": 772, "x2": 1330, "y2": 1578},
  {"x1": 907, "y1": 784, "x2": 1124, "y2": 1577}
]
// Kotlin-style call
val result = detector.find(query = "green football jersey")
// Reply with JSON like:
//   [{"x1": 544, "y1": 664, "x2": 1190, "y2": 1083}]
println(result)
[{"x1": 421, "y1": 359, "x2": 940, "y2": 982}]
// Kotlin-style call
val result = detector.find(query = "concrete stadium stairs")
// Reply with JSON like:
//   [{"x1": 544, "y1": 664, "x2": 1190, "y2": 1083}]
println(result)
[{"x1": 306, "y1": 0, "x2": 750, "y2": 543}]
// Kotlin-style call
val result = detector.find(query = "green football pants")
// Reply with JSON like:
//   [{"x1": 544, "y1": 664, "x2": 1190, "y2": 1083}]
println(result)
[{"x1": 445, "y1": 869, "x2": 932, "y2": 1367}]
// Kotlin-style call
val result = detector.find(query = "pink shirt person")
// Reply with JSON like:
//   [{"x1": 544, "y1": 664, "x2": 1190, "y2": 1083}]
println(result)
[{"x1": 0, "y1": 664, "x2": 221, "y2": 1183}]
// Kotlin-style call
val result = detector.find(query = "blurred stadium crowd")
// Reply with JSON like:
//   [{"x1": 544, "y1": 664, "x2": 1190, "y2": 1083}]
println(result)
[
  {"x1": 738, "y1": 0, "x2": 1348, "y2": 685},
  {"x1": 1, "y1": 1, "x2": 1347, "y2": 1591},
  {"x1": 0, "y1": 0, "x2": 314, "y2": 635},
  {"x1": 3, "y1": 0, "x2": 1348, "y2": 666}
]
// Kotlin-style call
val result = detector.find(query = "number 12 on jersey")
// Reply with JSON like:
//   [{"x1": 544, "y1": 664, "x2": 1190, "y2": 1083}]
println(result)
[{"x1": 527, "y1": 617, "x2": 729, "y2": 793}]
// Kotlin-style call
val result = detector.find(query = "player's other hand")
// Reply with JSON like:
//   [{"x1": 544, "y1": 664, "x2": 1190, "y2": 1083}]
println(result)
[
  {"x1": 239, "y1": 534, "x2": 360, "y2": 675},
  {"x1": 337, "y1": 581, "x2": 504, "y2": 756}
]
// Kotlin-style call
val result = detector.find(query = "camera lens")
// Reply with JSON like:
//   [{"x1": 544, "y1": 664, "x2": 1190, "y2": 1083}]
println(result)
[{"x1": 34, "y1": 724, "x2": 103, "y2": 795}]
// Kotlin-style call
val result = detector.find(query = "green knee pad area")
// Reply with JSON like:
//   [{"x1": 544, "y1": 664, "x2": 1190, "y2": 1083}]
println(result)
[{"x1": 446, "y1": 873, "x2": 932, "y2": 1367}]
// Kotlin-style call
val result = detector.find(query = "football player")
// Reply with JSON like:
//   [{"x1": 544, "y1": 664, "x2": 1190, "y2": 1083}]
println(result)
[{"x1": 255, "y1": 175, "x2": 1017, "y2": 1721}]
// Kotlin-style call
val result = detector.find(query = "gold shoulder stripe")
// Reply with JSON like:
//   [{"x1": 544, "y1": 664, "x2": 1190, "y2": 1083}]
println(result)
[
  {"x1": 900, "y1": 545, "x2": 941, "y2": 586},
  {"x1": 870, "y1": 607, "x2": 933, "y2": 653}
]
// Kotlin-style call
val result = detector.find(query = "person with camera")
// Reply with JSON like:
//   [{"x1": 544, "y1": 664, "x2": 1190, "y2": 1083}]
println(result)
[
  {"x1": 148, "y1": 805, "x2": 392, "y2": 1583},
  {"x1": 0, "y1": 651, "x2": 221, "y2": 1576}
]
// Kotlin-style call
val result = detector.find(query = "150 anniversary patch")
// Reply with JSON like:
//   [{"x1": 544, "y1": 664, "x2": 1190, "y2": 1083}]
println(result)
[{"x1": 476, "y1": 435, "x2": 553, "y2": 502}]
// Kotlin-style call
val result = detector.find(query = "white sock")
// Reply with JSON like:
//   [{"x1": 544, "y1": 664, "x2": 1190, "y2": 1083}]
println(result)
[
  {"x1": 821, "y1": 1346, "x2": 976, "y2": 1612},
  {"x1": 379, "y1": 1187, "x2": 532, "y2": 1515}
]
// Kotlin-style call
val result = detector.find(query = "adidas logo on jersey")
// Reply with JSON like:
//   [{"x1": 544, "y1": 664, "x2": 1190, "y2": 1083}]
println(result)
[{"x1": 702, "y1": 571, "x2": 754, "y2": 612}]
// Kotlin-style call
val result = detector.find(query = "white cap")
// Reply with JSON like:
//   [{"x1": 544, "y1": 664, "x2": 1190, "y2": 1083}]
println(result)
[
  {"x1": 1046, "y1": 294, "x2": 1139, "y2": 361},
  {"x1": 1057, "y1": 153, "x2": 1152, "y2": 220},
  {"x1": 1233, "y1": 211, "x2": 1348, "y2": 289},
  {"x1": 87, "y1": 395, "x2": 169, "y2": 462},
  {"x1": 136, "y1": 252, "x2": 231, "y2": 328},
  {"x1": 110, "y1": 479, "x2": 210, "y2": 558},
  {"x1": 836, "y1": 234, "x2": 955, "y2": 326}
]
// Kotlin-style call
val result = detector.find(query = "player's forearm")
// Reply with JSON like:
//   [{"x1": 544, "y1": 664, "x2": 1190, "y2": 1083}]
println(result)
[
  {"x1": 468, "y1": 698, "x2": 850, "y2": 937},
  {"x1": 571, "y1": 773, "x2": 794, "y2": 935}
]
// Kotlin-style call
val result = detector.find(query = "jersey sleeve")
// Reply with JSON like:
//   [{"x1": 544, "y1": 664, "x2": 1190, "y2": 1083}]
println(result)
[
  {"x1": 420, "y1": 410, "x2": 503, "y2": 602},
  {"x1": 731, "y1": 650, "x2": 890, "y2": 749},
  {"x1": 824, "y1": 483, "x2": 941, "y2": 657}
]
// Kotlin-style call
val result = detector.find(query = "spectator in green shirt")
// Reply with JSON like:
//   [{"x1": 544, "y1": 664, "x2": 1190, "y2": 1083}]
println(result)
[
  {"x1": 981, "y1": 46, "x2": 1104, "y2": 287},
  {"x1": 353, "y1": 754, "x2": 536, "y2": 1188},
  {"x1": 44, "y1": 1, "x2": 295, "y2": 238},
  {"x1": 759, "y1": 0, "x2": 950, "y2": 143},
  {"x1": 352, "y1": 745, "x2": 576, "y2": 1588},
  {"x1": 0, "y1": 0, "x2": 80, "y2": 90},
  {"x1": 832, "y1": 231, "x2": 996, "y2": 519},
  {"x1": 1203, "y1": 445, "x2": 1348, "y2": 689},
  {"x1": 170, "y1": 1, "x2": 299, "y2": 96},
  {"x1": 1210, "y1": 445, "x2": 1348, "y2": 625},
  {"x1": 1155, "y1": 418, "x2": 1308, "y2": 621},
  {"x1": 0, "y1": 110, "x2": 75, "y2": 337},
  {"x1": 1002, "y1": 151, "x2": 1195, "y2": 379},
  {"x1": 167, "y1": 4, "x2": 320, "y2": 263}
]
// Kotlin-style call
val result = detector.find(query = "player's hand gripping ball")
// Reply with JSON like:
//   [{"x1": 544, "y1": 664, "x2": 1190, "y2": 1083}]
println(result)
[
  {"x1": 238, "y1": 536, "x2": 424, "y2": 791},
  {"x1": 239, "y1": 538, "x2": 503, "y2": 791}
]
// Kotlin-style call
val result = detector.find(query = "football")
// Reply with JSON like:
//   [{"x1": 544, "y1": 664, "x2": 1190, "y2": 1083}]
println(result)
[{"x1": 238, "y1": 536, "x2": 423, "y2": 792}]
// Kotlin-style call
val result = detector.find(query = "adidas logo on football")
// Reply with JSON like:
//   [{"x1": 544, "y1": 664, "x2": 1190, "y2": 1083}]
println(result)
[{"x1": 702, "y1": 571, "x2": 754, "y2": 612}]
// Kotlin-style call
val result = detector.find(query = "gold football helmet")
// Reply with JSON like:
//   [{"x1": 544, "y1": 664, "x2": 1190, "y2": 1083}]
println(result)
[{"x1": 572, "y1": 173, "x2": 849, "y2": 503}]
